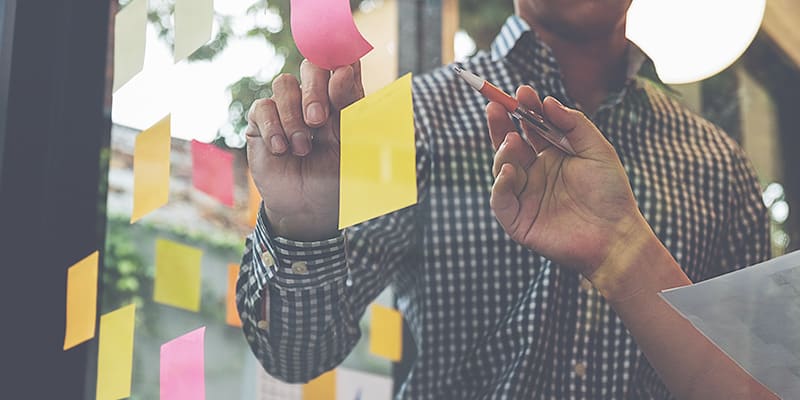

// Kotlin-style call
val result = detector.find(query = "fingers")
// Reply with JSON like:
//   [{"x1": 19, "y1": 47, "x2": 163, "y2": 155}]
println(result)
[
  {"x1": 329, "y1": 61, "x2": 365, "y2": 111},
  {"x1": 542, "y1": 96, "x2": 612, "y2": 156},
  {"x1": 486, "y1": 101, "x2": 516, "y2": 151},
  {"x1": 515, "y1": 86, "x2": 551, "y2": 153},
  {"x1": 272, "y1": 73, "x2": 313, "y2": 156},
  {"x1": 247, "y1": 98, "x2": 288, "y2": 155},
  {"x1": 300, "y1": 59, "x2": 331, "y2": 128},
  {"x1": 490, "y1": 163, "x2": 521, "y2": 232},
  {"x1": 492, "y1": 131, "x2": 536, "y2": 180}
]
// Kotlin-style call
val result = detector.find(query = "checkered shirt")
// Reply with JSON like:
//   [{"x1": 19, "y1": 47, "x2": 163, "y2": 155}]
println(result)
[{"x1": 236, "y1": 15, "x2": 770, "y2": 399}]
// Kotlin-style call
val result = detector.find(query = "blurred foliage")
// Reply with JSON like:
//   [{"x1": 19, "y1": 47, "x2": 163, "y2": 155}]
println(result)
[{"x1": 122, "y1": 0, "x2": 507, "y2": 149}]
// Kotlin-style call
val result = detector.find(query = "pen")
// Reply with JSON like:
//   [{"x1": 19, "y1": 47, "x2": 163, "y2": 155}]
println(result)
[{"x1": 453, "y1": 65, "x2": 576, "y2": 156}]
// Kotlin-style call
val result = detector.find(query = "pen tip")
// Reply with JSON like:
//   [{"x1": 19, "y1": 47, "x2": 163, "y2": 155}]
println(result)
[{"x1": 452, "y1": 65, "x2": 464, "y2": 74}]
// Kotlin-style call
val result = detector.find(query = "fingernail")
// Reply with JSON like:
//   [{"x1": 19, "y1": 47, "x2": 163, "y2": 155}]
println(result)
[
  {"x1": 307, "y1": 102, "x2": 325, "y2": 125},
  {"x1": 270, "y1": 135, "x2": 287, "y2": 154},
  {"x1": 291, "y1": 132, "x2": 311, "y2": 155},
  {"x1": 549, "y1": 96, "x2": 568, "y2": 110}
]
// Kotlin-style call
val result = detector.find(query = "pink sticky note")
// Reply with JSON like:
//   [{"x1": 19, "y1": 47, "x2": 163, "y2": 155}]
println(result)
[
  {"x1": 290, "y1": 0, "x2": 373, "y2": 70},
  {"x1": 191, "y1": 140, "x2": 235, "y2": 207},
  {"x1": 160, "y1": 327, "x2": 206, "y2": 400}
]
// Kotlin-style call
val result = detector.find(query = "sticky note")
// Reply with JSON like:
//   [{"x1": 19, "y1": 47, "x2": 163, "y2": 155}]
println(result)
[
  {"x1": 302, "y1": 369, "x2": 335, "y2": 400},
  {"x1": 154, "y1": 239, "x2": 202, "y2": 312},
  {"x1": 290, "y1": 0, "x2": 373, "y2": 70},
  {"x1": 132, "y1": 115, "x2": 171, "y2": 223},
  {"x1": 63, "y1": 251, "x2": 99, "y2": 350},
  {"x1": 226, "y1": 264, "x2": 242, "y2": 327},
  {"x1": 96, "y1": 304, "x2": 136, "y2": 400},
  {"x1": 112, "y1": 0, "x2": 147, "y2": 92},
  {"x1": 339, "y1": 74, "x2": 416, "y2": 229},
  {"x1": 247, "y1": 172, "x2": 261, "y2": 227},
  {"x1": 368, "y1": 304, "x2": 402, "y2": 361},
  {"x1": 174, "y1": 0, "x2": 213, "y2": 62},
  {"x1": 160, "y1": 327, "x2": 206, "y2": 400},
  {"x1": 191, "y1": 140, "x2": 234, "y2": 207}
]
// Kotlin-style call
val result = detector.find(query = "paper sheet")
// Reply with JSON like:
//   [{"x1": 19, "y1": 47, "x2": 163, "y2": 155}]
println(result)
[
  {"x1": 368, "y1": 304, "x2": 403, "y2": 362},
  {"x1": 302, "y1": 369, "x2": 335, "y2": 400},
  {"x1": 661, "y1": 250, "x2": 800, "y2": 398},
  {"x1": 226, "y1": 263, "x2": 242, "y2": 327},
  {"x1": 174, "y1": 0, "x2": 214, "y2": 62},
  {"x1": 191, "y1": 140, "x2": 234, "y2": 207},
  {"x1": 154, "y1": 238, "x2": 203, "y2": 312},
  {"x1": 290, "y1": 0, "x2": 373, "y2": 70},
  {"x1": 339, "y1": 73, "x2": 416, "y2": 229},
  {"x1": 63, "y1": 251, "x2": 99, "y2": 350},
  {"x1": 113, "y1": 0, "x2": 147, "y2": 92},
  {"x1": 336, "y1": 368, "x2": 393, "y2": 400},
  {"x1": 160, "y1": 327, "x2": 206, "y2": 400},
  {"x1": 96, "y1": 304, "x2": 136, "y2": 400},
  {"x1": 256, "y1": 365, "x2": 302, "y2": 400},
  {"x1": 132, "y1": 115, "x2": 171, "y2": 223}
]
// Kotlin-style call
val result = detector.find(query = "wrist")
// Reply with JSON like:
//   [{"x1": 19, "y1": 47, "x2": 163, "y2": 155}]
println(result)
[
  {"x1": 587, "y1": 217, "x2": 671, "y2": 302},
  {"x1": 264, "y1": 207, "x2": 340, "y2": 242}
]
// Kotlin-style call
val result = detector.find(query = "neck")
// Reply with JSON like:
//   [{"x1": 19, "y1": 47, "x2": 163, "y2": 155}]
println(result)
[{"x1": 529, "y1": 20, "x2": 629, "y2": 114}]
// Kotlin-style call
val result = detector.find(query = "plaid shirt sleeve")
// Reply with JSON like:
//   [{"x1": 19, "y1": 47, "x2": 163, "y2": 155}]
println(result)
[
  {"x1": 236, "y1": 110, "x2": 431, "y2": 383},
  {"x1": 716, "y1": 141, "x2": 771, "y2": 273}
]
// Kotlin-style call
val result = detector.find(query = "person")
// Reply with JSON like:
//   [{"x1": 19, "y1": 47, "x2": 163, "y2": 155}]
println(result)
[
  {"x1": 237, "y1": 0, "x2": 770, "y2": 397},
  {"x1": 487, "y1": 92, "x2": 777, "y2": 399}
]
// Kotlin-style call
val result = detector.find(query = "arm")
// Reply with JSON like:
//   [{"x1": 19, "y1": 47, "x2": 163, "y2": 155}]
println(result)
[
  {"x1": 237, "y1": 59, "x2": 430, "y2": 382},
  {"x1": 487, "y1": 89, "x2": 778, "y2": 400}
]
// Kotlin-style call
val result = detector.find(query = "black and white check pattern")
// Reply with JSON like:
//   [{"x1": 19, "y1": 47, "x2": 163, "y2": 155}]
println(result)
[{"x1": 237, "y1": 16, "x2": 770, "y2": 399}]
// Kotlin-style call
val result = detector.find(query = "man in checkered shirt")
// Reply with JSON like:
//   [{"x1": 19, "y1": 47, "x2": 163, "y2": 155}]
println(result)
[{"x1": 238, "y1": 0, "x2": 770, "y2": 398}]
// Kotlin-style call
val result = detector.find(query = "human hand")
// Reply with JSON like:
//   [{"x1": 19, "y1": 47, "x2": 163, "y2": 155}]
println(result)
[
  {"x1": 487, "y1": 86, "x2": 651, "y2": 278},
  {"x1": 245, "y1": 59, "x2": 365, "y2": 241}
]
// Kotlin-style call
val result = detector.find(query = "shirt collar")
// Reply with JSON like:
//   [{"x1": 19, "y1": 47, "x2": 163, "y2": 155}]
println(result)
[{"x1": 490, "y1": 15, "x2": 655, "y2": 83}]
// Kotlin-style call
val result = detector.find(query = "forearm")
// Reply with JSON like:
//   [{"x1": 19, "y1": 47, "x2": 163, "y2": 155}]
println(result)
[
  {"x1": 237, "y1": 218, "x2": 361, "y2": 382},
  {"x1": 590, "y1": 223, "x2": 777, "y2": 400}
]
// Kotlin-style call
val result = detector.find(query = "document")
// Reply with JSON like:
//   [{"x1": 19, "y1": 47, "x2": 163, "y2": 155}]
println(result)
[{"x1": 661, "y1": 250, "x2": 800, "y2": 398}]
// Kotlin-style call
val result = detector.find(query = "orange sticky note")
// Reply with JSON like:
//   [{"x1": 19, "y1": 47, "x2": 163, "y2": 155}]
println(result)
[
  {"x1": 226, "y1": 264, "x2": 242, "y2": 327},
  {"x1": 302, "y1": 369, "x2": 336, "y2": 400},
  {"x1": 369, "y1": 304, "x2": 403, "y2": 361},
  {"x1": 154, "y1": 239, "x2": 203, "y2": 312},
  {"x1": 339, "y1": 74, "x2": 416, "y2": 229},
  {"x1": 63, "y1": 251, "x2": 99, "y2": 350},
  {"x1": 247, "y1": 172, "x2": 261, "y2": 228},
  {"x1": 132, "y1": 115, "x2": 171, "y2": 223},
  {"x1": 96, "y1": 304, "x2": 136, "y2": 400}
]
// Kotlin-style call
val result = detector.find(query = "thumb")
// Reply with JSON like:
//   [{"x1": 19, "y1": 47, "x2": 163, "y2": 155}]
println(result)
[{"x1": 542, "y1": 96, "x2": 611, "y2": 156}]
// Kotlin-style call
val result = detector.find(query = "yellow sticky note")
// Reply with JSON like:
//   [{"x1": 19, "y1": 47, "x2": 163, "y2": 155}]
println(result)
[
  {"x1": 369, "y1": 304, "x2": 403, "y2": 361},
  {"x1": 226, "y1": 263, "x2": 242, "y2": 327},
  {"x1": 154, "y1": 239, "x2": 202, "y2": 312},
  {"x1": 112, "y1": 0, "x2": 147, "y2": 92},
  {"x1": 96, "y1": 304, "x2": 136, "y2": 400},
  {"x1": 63, "y1": 251, "x2": 99, "y2": 350},
  {"x1": 302, "y1": 369, "x2": 336, "y2": 400},
  {"x1": 174, "y1": 0, "x2": 214, "y2": 62},
  {"x1": 339, "y1": 73, "x2": 416, "y2": 229},
  {"x1": 132, "y1": 115, "x2": 171, "y2": 223}
]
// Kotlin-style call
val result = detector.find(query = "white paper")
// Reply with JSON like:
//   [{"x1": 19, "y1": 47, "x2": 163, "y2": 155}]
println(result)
[
  {"x1": 256, "y1": 366, "x2": 301, "y2": 400},
  {"x1": 661, "y1": 250, "x2": 800, "y2": 399},
  {"x1": 336, "y1": 368, "x2": 393, "y2": 400}
]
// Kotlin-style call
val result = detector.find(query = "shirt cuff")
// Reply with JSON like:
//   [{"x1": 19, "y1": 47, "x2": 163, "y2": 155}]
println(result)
[{"x1": 251, "y1": 204, "x2": 348, "y2": 290}]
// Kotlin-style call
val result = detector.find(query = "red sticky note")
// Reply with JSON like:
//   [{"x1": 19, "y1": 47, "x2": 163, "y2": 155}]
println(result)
[
  {"x1": 160, "y1": 327, "x2": 206, "y2": 400},
  {"x1": 191, "y1": 140, "x2": 234, "y2": 207}
]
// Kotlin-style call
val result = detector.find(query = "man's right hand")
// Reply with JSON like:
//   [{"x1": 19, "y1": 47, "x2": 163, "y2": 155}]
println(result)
[{"x1": 245, "y1": 59, "x2": 365, "y2": 241}]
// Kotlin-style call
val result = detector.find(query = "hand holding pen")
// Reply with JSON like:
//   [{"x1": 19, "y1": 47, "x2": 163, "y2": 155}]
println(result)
[{"x1": 454, "y1": 65, "x2": 576, "y2": 155}]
